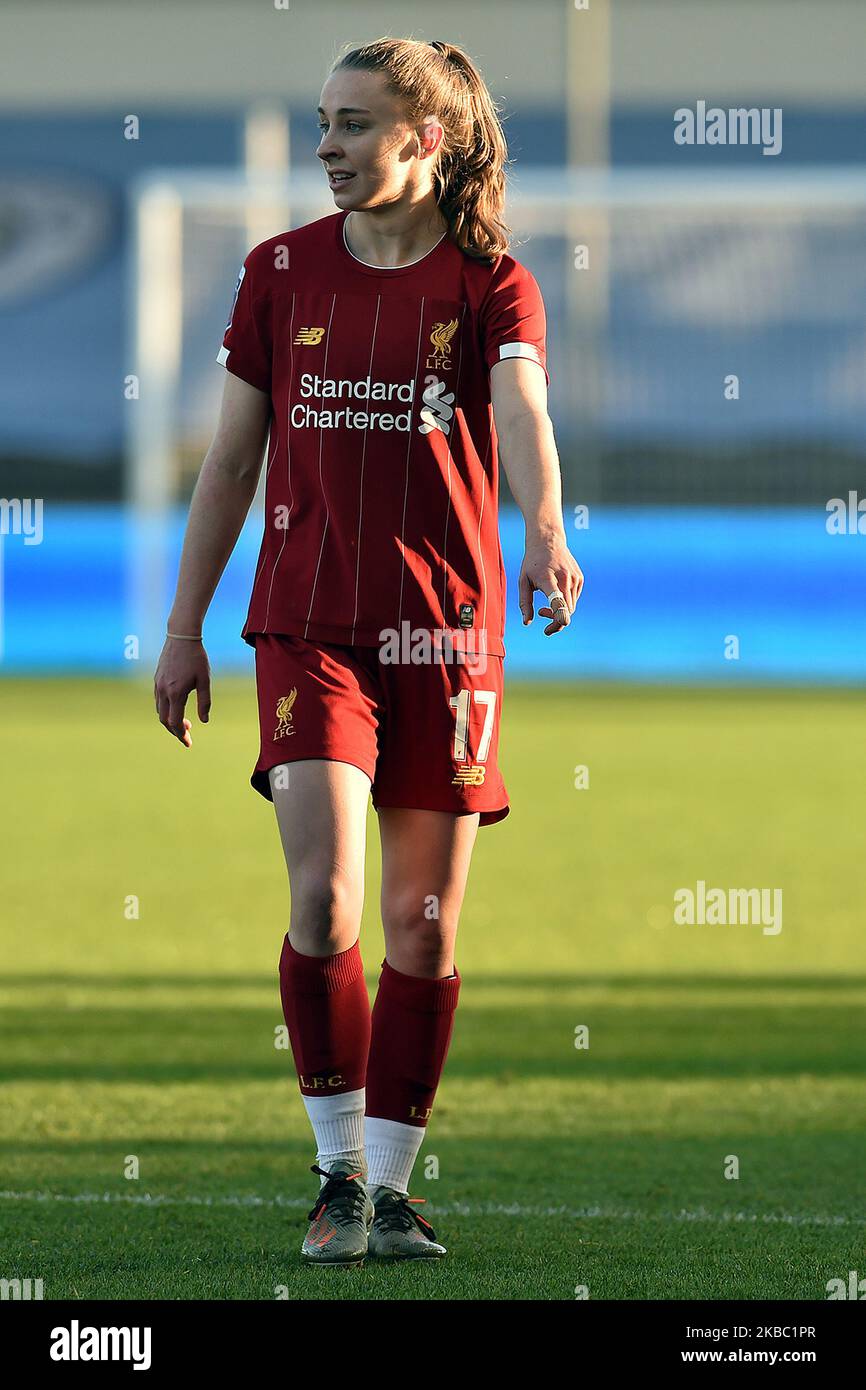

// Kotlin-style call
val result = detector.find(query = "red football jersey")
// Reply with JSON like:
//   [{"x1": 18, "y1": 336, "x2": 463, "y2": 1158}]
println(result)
[{"x1": 217, "y1": 210, "x2": 548, "y2": 657}]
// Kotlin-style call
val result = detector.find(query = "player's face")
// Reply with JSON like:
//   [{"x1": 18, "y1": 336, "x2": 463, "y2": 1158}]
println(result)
[{"x1": 317, "y1": 69, "x2": 432, "y2": 210}]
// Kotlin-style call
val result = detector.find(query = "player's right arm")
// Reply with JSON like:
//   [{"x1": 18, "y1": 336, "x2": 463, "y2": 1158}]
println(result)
[{"x1": 153, "y1": 371, "x2": 271, "y2": 746}]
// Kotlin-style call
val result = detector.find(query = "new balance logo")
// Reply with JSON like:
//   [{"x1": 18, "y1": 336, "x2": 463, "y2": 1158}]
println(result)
[
  {"x1": 294, "y1": 327, "x2": 326, "y2": 345},
  {"x1": 418, "y1": 376, "x2": 455, "y2": 436},
  {"x1": 452, "y1": 764, "x2": 486, "y2": 787}
]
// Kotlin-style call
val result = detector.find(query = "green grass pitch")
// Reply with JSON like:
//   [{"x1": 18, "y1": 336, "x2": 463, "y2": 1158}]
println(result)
[{"x1": 0, "y1": 676, "x2": 864, "y2": 1300}]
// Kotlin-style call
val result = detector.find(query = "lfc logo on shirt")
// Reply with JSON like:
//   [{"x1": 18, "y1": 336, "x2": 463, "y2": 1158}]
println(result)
[
  {"x1": 274, "y1": 689, "x2": 298, "y2": 739},
  {"x1": 426, "y1": 318, "x2": 458, "y2": 371}
]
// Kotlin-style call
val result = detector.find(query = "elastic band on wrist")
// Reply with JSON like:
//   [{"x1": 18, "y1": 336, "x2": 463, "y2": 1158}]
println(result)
[{"x1": 166, "y1": 631, "x2": 203, "y2": 641}]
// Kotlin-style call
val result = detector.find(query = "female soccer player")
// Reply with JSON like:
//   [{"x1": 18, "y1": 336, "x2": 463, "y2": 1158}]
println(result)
[{"x1": 154, "y1": 36, "x2": 583, "y2": 1266}]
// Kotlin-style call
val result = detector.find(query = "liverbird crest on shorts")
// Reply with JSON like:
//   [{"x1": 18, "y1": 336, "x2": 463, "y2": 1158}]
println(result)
[{"x1": 274, "y1": 688, "x2": 298, "y2": 740}]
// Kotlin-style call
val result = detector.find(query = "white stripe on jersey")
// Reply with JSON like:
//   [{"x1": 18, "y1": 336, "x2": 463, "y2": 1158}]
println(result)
[
  {"x1": 440, "y1": 303, "x2": 467, "y2": 621},
  {"x1": 264, "y1": 293, "x2": 297, "y2": 629},
  {"x1": 478, "y1": 431, "x2": 490, "y2": 637},
  {"x1": 350, "y1": 294, "x2": 382, "y2": 643},
  {"x1": 396, "y1": 299, "x2": 427, "y2": 630},
  {"x1": 303, "y1": 293, "x2": 338, "y2": 636},
  {"x1": 247, "y1": 417, "x2": 281, "y2": 615},
  {"x1": 265, "y1": 418, "x2": 280, "y2": 479}
]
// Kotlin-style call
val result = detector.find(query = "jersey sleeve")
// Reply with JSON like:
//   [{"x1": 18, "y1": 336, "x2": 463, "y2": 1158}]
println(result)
[
  {"x1": 479, "y1": 257, "x2": 549, "y2": 385},
  {"x1": 216, "y1": 251, "x2": 272, "y2": 394}
]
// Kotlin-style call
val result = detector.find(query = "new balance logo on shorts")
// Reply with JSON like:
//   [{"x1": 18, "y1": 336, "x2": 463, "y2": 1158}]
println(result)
[{"x1": 452, "y1": 765, "x2": 486, "y2": 787}]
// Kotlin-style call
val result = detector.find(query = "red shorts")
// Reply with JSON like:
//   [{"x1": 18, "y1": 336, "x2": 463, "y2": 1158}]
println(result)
[{"x1": 250, "y1": 633, "x2": 509, "y2": 826}]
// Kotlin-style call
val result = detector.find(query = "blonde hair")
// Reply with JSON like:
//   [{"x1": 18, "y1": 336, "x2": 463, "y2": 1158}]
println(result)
[{"x1": 331, "y1": 36, "x2": 511, "y2": 262}]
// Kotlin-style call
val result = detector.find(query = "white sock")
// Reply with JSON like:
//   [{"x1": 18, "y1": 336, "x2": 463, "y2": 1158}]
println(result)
[
  {"x1": 365, "y1": 1116, "x2": 426, "y2": 1196},
  {"x1": 302, "y1": 1088, "x2": 367, "y2": 1187}
]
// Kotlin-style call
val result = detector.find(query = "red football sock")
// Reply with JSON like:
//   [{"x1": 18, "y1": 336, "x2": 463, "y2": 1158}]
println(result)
[
  {"x1": 365, "y1": 959, "x2": 461, "y2": 1126},
  {"x1": 278, "y1": 934, "x2": 371, "y2": 1096}
]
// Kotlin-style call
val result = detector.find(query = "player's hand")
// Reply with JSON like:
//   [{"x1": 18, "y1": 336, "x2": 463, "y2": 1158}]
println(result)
[
  {"x1": 153, "y1": 638, "x2": 212, "y2": 747},
  {"x1": 518, "y1": 533, "x2": 584, "y2": 635}
]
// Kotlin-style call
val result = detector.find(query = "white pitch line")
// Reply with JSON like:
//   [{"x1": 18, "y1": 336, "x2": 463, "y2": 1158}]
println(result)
[{"x1": 0, "y1": 1189, "x2": 860, "y2": 1227}]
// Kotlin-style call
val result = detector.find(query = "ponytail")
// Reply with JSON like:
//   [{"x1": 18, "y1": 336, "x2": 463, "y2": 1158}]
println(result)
[{"x1": 332, "y1": 37, "x2": 512, "y2": 262}]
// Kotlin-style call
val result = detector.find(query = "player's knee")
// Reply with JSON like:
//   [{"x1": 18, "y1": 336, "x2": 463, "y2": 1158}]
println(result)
[
  {"x1": 290, "y1": 868, "x2": 360, "y2": 946},
  {"x1": 381, "y1": 895, "x2": 453, "y2": 974},
  {"x1": 391, "y1": 935, "x2": 453, "y2": 978}
]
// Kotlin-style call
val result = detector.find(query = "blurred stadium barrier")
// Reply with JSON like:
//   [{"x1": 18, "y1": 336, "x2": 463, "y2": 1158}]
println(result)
[
  {"x1": 128, "y1": 164, "x2": 866, "y2": 514},
  {"x1": 4, "y1": 165, "x2": 865, "y2": 676},
  {"x1": 109, "y1": 165, "x2": 866, "y2": 673}
]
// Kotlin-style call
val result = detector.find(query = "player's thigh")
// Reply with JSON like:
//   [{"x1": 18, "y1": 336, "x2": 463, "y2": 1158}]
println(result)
[
  {"x1": 270, "y1": 758, "x2": 371, "y2": 952},
  {"x1": 377, "y1": 806, "x2": 480, "y2": 976}
]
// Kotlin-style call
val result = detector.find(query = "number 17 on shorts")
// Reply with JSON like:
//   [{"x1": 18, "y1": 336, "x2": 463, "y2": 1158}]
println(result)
[
  {"x1": 449, "y1": 687, "x2": 497, "y2": 787},
  {"x1": 375, "y1": 652, "x2": 509, "y2": 826}
]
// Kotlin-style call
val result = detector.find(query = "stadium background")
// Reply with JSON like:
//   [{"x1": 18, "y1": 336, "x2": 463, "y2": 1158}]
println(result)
[
  {"x1": 2, "y1": 0, "x2": 866, "y2": 1303},
  {"x1": 3, "y1": 0, "x2": 865, "y2": 675}
]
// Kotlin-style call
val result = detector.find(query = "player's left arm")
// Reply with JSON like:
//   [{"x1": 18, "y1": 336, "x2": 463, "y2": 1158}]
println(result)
[{"x1": 490, "y1": 357, "x2": 584, "y2": 635}]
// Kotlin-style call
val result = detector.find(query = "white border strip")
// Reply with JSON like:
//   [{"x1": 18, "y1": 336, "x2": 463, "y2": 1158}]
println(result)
[{"x1": 0, "y1": 1189, "x2": 860, "y2": 1227}]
